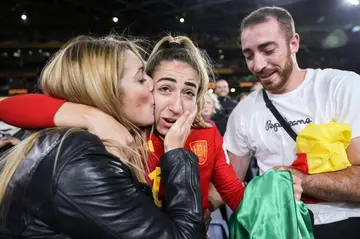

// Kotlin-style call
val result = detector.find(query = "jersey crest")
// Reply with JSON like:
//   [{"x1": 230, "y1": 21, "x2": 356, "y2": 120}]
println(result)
[{"x1": 189, "y1": 140, "x2": 208, "y2": 165}]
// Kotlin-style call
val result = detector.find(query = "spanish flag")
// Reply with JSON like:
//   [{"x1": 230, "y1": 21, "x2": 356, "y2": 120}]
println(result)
[{"x1": 291, "y1": 122, "x2": 352, "y2": 203}]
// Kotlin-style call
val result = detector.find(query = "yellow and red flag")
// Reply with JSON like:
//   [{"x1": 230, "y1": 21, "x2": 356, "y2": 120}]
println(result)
[{"x1": 291, "y1": 122, "x2": 352, "y2": 203}]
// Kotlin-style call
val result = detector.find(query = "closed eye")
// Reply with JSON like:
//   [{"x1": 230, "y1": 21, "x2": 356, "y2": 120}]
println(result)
[
  {"x1": 264, "y1": 49, "x2": 275, "y2": 55},
  {"x1": 244, "y1": 54, "x2": 254, "y2": 61},
  {"x1": 139, "y1": 79, "x2": 147, "y2": 84}
]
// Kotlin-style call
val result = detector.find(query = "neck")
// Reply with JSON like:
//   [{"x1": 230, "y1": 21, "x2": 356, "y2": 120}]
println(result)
[
  {"x1": 153, "y1": 129, "x2": 165, "y2": 140},
  {"x1": 203, "y1": 115, "x2": 211, "y2": 122}
]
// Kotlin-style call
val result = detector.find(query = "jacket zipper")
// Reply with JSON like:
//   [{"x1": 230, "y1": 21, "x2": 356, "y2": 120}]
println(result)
[{"x1": 186, "y1": 151, "x2": 199, "y2": 214}]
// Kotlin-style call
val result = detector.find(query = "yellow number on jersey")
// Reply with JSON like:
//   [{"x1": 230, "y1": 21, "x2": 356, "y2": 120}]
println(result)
[{"x1": 148, "y1": 167, "x2": 162, "y2": 208}]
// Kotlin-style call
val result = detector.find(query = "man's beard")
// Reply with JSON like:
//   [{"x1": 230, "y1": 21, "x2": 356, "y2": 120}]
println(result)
[{"x1": 257, "y1": 54, "x2": 293, "y2": 93}]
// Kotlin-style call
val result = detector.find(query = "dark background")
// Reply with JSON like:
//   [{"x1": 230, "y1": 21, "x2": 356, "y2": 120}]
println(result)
[{"x1": 1, "y1": 0, "x2": 360, "y2": 97}]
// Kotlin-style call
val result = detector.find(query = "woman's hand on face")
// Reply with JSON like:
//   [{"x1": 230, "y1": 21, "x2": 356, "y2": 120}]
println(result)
[{"x1": 164, "y1": 108, "x2": 197, "y2": 153}]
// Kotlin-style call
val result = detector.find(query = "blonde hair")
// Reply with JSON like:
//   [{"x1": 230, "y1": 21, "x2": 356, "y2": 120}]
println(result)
[
  {"x1": 204, "y1": 91, "x2": 221, "y2": 115},
  {"x1": 146, "y1": 35, "x2": 214, "y2": 129},
  {"x1": 0, "y1": 35, "x2": 150, "y2": 206}
]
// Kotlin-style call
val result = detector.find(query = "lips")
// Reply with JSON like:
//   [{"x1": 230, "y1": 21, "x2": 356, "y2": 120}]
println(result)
[
  {"x1": 258, "y1": 71, "x2": 276, "y2": 81},
  {"x1": 162, "y1": 118, "x2": 177, "y2": 128}
]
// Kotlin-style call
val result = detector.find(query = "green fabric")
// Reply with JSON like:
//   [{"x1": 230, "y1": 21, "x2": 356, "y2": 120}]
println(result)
[{"x1": 229, "y1": 170, "x2": 314, "y2": 239}]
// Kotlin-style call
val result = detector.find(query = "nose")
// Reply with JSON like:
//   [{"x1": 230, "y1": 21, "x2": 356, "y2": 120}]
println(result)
[
  {"x1": 253, "y1": 54, "x2": 267, "y2": 73},
  {"x1": 147, "y1": 76, "x2": 154, "y2": 92},
  {"x1": 168, "y1": 93, "x2": 183, "y2": 115}
]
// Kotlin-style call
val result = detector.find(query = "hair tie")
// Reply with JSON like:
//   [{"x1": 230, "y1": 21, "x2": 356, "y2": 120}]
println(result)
[{"x1": 165, "y1": 42, "x2": 184, "y2": 49}]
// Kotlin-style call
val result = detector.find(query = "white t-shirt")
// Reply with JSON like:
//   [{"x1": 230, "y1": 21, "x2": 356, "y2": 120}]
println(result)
[{"x1": 224, "y1": 68, "x2": 360, "y2": 225}]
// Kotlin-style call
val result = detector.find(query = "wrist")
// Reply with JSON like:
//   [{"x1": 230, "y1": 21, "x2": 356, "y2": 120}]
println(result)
[
  {"x1": 54, "y1": 102, "x2": 103, "y2": 129},
  {"x1": 83, "y1": 107, "x2": 108, "y2": 129},
  {"x1": 164, "y1": 146, "x2": 180, "y2": 153}
]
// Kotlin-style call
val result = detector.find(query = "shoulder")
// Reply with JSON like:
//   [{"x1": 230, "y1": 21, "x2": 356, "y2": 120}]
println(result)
[
  {"x1": 38, "y1": 128, "x2": 105, "y2": 152},
  {"x1": 191, "y1": 125, "x2": 218, "y2": 137},
  {"x1": 313, "y1": 68, "x2": 358, "y2": 78},
  {"x1": 234, "y1": 90, "x2": 262, "y2": 113},
  {"x1": 229, "y1": 90, "x2": 263, "y2": 124},
  {"x1": 311, "y1": 68, "x2": 360, "y2": 85},
  {"x1": 309, "y1": 68, "x2": 360, "y2": 97},
  {"x1": 47, "y1": 129, "x2": 132, "y2": 189},
  {"x1": 187, "y1": 126, "x2": 220, "y2": 145},
  {"x1": 19, "y1": 128, "x2": 122, "y2": 192},
  {"x1": 37, "y1": 128, "x2": 117, "y2": 169}
]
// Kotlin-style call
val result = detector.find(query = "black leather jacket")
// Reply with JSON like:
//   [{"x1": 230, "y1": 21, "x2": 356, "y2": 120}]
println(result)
[{"x1": 0, "y1": 129, "x2": 205, "y2": 238}]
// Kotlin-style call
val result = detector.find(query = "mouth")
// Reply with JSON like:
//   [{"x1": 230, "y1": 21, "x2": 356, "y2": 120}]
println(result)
[
  {"x1": 162, "y1": 118, "x2": 177, "y2": 128},
  {"x1": 258, "y1": 71, "x2": 276, "y2": 81}
]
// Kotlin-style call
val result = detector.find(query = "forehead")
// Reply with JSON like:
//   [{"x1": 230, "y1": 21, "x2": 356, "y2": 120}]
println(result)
[
  {"x1": 204, "y1": 94, "x2": 212, "y2": 100},
  {"x1": 241, "y1": 18, "x2": 283, "y2": 50},
  {"x1": 124, "y1": 50, "x2": 143, "y2": 71},
  {"x1": 153, "y1": 60, "x2": 199, "y2": 82},
  {"x1": 216, "y1": 81, "x2": 228, "y2": 87}
]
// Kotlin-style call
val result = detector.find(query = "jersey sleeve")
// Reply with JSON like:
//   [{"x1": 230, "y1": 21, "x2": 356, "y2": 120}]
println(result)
[
  {"x1": 211, "y1": 127, "x2": 245, "y2": 211},
  {"x1": 0, "y1": 94, "x2": 66, "y2": 129},
  {"x1": 223, "y1": 105, "x2": 251, "y2": 156}
]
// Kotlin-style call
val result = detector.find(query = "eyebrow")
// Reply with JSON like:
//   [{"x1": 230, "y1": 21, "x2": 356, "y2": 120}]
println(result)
[
  {"x1": 157, "y1": 77, "x2": 198, "y2": 89},
  {"x1": 242, "y1": 41, "x2": 278, "y2": 54},
  {"x1": 185, "y1": 81, "x2": 198, "y2": 89}
]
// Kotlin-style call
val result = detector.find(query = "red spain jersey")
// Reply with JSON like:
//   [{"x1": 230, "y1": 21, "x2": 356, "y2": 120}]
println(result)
[{"x1": 147, "y1": 126, "x2": 245, "y2": 213}]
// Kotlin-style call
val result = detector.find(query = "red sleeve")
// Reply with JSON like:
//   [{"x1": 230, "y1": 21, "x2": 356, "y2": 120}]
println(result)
[
  {"x1": 0, "y1": 94, "x2": 66, "y2": 129},
  {"x1": 211, "y1": 127, "x2": 245, "y2": 211}
]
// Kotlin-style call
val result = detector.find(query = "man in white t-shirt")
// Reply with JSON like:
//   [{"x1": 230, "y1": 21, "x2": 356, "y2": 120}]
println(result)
[{"x1": 224, "y1": 6, "x2": 360, "y2": 239}]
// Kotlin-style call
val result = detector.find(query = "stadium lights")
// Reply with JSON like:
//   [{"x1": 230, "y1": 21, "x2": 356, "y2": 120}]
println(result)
[
  {"x1": 345, "y1": 0, "x2": 359, "y2": 6},
  {"x1": 351, "y1": 25, "x2": 360, "y2": 32}
]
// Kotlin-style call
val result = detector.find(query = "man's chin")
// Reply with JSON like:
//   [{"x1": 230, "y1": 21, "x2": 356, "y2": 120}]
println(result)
[
  {"x1": 260, "y1": 77, "x2": 278, "y2": 90},
  {"x1": 262, "y1": 81, "x2": 288, "y2": 93}
]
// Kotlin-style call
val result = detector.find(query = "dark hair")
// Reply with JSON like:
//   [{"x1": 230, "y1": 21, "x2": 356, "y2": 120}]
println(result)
[{"x1": 240, "y1": 6, "x2": 295, "y2": 42}]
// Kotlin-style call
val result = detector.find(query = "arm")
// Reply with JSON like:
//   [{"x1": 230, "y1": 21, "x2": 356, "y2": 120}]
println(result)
[
  {"x1": 228, "y1": 152, "x2": 251, "y2": 181},
  {"x1": 211, "y1": 128, "x2": 246, "y2": 211},
  {"x1": 0, "y1": 94, "x2": 65, "y2": 128},
  {"x1": 208, "y1": 183, "x2": 224, "y2": 212},
  {"x1": 56, "y1": 132, "x2": 205, "y2": 239},
  {"x1": 286, "y1": 73, "x2": 360, "y2": 203},
  {"x1": 289, "y1": 137, "x2": 360, "y2": 203},
  {"x1": 222, "y1": 105, "x2": 252, "y2": 181},
  {"x1": 0, "y1": 94, "x2": 133, "y2": 154},
  {"x1": 0, "y1": 93, "x2": 104, "y2": 130}
]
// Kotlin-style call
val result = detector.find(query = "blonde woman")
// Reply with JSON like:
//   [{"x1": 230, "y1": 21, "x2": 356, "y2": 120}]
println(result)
[
  {"x1": 201, "y1": 91, "x2": 221, "y2": 124},
  {"x1": 0, "y1": 36, "x2": 205, "y2": 238}
]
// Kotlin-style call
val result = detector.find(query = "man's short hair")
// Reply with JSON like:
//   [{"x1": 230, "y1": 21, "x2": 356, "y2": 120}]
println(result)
[{"x1": 240, "y1": 6, "x2": 295, "y2": 42}]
